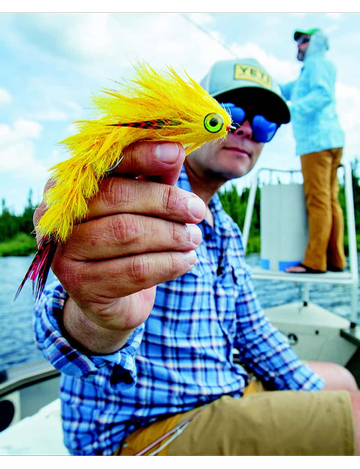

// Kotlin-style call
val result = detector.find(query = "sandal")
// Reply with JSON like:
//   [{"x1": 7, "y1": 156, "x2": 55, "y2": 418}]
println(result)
[
  {"x1": 327, "y1": 264, "x2": 344, "y2": 272},
  {"x1": 285, "y1": 263, "x2": 326, "y2": 274}
]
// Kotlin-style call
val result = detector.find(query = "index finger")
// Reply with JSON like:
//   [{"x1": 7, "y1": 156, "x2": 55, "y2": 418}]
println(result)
[
  {"x1": 110, "y1": 141, "x2": 185, "y2": 186},
  {"x1": 33, "y1": 142, "x2": 186, "y2": 242}
]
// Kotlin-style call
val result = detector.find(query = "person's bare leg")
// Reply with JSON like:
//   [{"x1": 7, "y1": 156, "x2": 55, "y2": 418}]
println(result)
[
  {"x1": 286, "y1": 264, "x2": 308, "y2": 273},
  {"x1": 307, "y1": 361, "x2": 358, "y2": 392}
]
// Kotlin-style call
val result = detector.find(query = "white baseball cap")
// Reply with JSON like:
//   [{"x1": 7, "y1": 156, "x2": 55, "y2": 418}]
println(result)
[{"x1": 201, "y1": 58, "x2": 290, "y2": 124}]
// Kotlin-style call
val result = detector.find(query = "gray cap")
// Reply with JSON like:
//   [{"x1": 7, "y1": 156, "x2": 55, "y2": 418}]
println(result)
[{"x1": 201, "y1": 58, "x2": 290, "y2": 124}]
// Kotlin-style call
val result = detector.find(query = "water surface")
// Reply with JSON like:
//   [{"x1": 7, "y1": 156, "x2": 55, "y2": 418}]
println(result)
[{"x1": 0, "y1": 254, "x2": 358, "y2": 373}]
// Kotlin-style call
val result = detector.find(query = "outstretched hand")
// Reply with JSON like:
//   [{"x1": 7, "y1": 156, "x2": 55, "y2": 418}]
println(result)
[{"x1": 34, "y1": 141, "x2": 205, "y2": 353}]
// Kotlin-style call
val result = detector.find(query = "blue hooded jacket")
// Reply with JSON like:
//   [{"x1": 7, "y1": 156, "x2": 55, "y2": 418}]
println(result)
[{"x1": 280, "y1": 30, "x2": 344, "y2": 156}]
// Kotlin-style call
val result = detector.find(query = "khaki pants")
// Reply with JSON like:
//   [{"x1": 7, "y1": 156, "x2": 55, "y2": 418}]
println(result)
[
  {"x1": 301, "y1": 147, "x2": 346, "y2": 272},
  {"x1": 117, "y1": 383, "x2": 355, "y2": 456}
]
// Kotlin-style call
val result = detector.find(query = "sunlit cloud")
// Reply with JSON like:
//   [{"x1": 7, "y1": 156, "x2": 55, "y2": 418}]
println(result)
[
  {"x1": 264, "y1": 15, "x2": 284, "y2": 27},
  {"x1": 1, "y1": 11, "x2": 360, "y2": 213},
  {"x1": 33, "y1": 109, "x2": 68, "y2": 122},
  {"x1": 230, "y1": 42, "x2": 301, "y2": 83},
  {"x1": 0, "y1": 120, "x2": 43, "y2": 174},
  {"x1": 186, "y1": 13, "x2": 214, "y2": 26},
  {"x1": 0, "y1": 87, "x2": 12, "y2": 104},
  {"x1": 336, "y1": 82, "x2": 360, "y2": 159}
]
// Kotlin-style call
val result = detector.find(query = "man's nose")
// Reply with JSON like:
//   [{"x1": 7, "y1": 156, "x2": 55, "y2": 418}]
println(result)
[{"x1": 233, "y1": 120, "x2": 253, "y2": 139}]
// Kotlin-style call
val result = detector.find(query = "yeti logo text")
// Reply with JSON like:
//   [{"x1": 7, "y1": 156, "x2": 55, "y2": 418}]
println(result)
[{"x1": 234, "y1": 65, "x2": 272, "y2": 89}]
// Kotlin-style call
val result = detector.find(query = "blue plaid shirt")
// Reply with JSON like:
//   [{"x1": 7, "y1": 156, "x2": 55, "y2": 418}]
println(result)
[{"x1": 34, "y1": 167, "x2": 325, "y2": 455}]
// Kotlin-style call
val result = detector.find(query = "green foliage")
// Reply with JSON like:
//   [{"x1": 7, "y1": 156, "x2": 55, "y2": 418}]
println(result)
[
  {"x1": 3, "y1": 161, "x2": 360, "y2": 257},
  {"x1": 219, "y1": 184, "x2": 261, "y2": 254},
  {"x1": 0, "y1": 232, "x2": 37, "y2": 257},
  {"x1": 0, "y1": 191, "x2": 38, "y2": 256}
]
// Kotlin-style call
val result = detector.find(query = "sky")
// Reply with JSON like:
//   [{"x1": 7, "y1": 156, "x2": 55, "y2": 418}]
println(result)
[{"x1": 1, "y1": 7, "x2": 360, "y2": 214}]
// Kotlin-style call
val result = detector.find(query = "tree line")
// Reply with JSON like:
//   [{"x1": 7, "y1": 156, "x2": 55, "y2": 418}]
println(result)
[
  {"x1": 0, "y1": 191, "x2": 36, "y2": 243},
  {"x1": 1, "y1": 160, "x2": 360, "y2": 255}
]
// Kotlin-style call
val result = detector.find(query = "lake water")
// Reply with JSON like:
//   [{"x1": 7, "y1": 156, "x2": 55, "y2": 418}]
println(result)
[{"x1": 0, "y1": 254, "x2": 359, "y2": 374}]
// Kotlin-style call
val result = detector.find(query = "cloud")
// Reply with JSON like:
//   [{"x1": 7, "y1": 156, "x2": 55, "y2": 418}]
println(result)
[
  {"x1": 336, "y1": 82, "x2": 360, "y2": 157},
  {"x1": 324, "y1": 24, "x2": 340, "y2": 35},
  {"x1": 230, "y1": 41, "x2": 301, "y2": 83},
  {"x1": 33, "y1": 109, "x2": 68, "y2": 121},
  {"x1": 65, "y1": 14, "x2": 115, "y2": 60},
  {"x1": 0, "y1": 87, "x2": 12, "y2": 104},
  {"x1": 13, "y1": 119, "x2": 42, "y2": 138},
  {"x1": 0, "y1": 119, "x2": 45, "y2": 175},
  {"x1": 6, "y1": 13, "x2": 232, "y2": 81},
  {"x1": 186, "y1": 13, "x2": 214, "y2": 26},
  {"x1": 264, "y1": 16, "x2": 284, "y2": 27},
  {"x1": 2, "y1": 11, "x2": 360, "y2": 215}
]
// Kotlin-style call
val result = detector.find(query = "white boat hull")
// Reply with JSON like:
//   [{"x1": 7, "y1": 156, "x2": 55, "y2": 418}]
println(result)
[{"x1": 265, "y1": 301, "x2": 359, "y2": 366}]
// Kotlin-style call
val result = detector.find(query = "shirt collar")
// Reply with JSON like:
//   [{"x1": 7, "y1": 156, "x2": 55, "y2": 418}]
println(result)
[{"x1": 176, "y1": 166, "x2": 234, "y2": 236}]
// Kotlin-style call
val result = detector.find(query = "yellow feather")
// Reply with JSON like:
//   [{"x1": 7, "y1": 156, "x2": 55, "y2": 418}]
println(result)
[{"x1": 36, "y1": 62, "x2": 232, "y2": 243}]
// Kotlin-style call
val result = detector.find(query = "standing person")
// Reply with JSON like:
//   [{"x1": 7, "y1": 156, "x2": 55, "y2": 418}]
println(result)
[
  {"x1": 280, "y1": 28, "x2": 346, "y2": 274},
  {"x1": 34, "y1": 58, "x2": 359, "y2": 456}
]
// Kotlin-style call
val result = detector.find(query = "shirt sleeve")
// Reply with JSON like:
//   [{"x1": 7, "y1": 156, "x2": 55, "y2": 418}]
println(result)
[
  {"x1": 233, "y1": 267, "x2": 325, "y2": 391},
  {"x1": 279, "y1": 81, "x2": 295, "y2": 101},
  {"x1": 34, "y1": 280, "x2": 144, "y2": 385},
  {"x1": 290, "y1": 60, "x2": 333, "y2": 116}
]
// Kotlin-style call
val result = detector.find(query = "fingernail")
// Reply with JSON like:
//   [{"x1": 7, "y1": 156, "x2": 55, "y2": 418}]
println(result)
[
  {"x1": 183, "y1": 250, "x2": 197, "y2": 265},
  {"x1": 186, "y1": 224, "x2": 202, "y2": 245},
  {"x1": 155, "y1": 143, "x2": 180, "y2": 163},
  {"x1": 187, "y1": 197, "x2": 206, "y2": 219}
]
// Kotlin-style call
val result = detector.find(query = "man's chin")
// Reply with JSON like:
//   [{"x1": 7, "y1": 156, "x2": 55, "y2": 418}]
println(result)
[{"x1": 216, "y1": 165, "x2": 252, "y2": 181}]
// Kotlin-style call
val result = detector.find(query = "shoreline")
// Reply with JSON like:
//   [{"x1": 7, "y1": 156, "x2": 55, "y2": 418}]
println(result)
[{"x1": 0, "y1": 233, "x2": 37, "y2": 257}]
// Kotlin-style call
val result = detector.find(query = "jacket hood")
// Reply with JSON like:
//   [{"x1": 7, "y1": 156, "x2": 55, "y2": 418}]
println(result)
[{"x1": 304, "y1": 29, "x2": 329, "y2": 60}]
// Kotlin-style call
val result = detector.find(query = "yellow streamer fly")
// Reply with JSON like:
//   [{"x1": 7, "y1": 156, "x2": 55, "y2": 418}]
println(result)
[{"x1": 15, "y1": 62, "x2": 232, "y2": 300}]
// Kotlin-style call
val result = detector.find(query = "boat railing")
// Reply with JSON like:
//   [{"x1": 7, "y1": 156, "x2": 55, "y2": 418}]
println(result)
[
  {"x1": 0, "y1": 360, "x2": 60, "y2": 399},
  {"x1": 242, "y1": 162, "x2": 359, "y2": 328},
  {"x1": 0, "y1": 360, "x2": 60, "y2": 432}
]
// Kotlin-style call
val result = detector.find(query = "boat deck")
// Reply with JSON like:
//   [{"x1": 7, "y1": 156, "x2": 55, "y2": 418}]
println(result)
[
  {"x1": 251, "y1": 267, "x2": 356, "y2": 284},
  {"x1": 0, "y1": 398, "x2": 68, "y2": 455}
]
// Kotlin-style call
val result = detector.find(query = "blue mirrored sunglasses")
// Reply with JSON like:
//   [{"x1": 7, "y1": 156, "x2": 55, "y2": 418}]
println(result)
[
  {"x1": 221, "y1": 103, "x2": 279, "y2": 143},
  {"x1": 296, "y1": 36, "x2": 310, "y2": 45}
]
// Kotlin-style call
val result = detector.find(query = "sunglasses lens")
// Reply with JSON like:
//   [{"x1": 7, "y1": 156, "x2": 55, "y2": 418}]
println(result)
[
  {"x1": 222, "y1": 103, "x2": 246, "y2": 126},
  {"x1": 252, "y1": 115, "x2": 278, "y2": 143},
  {"x1": 221, "y1": 103, "x2": 279, "y2": 142},
  {"x1": 297, "y1": 37, "x2": 310, "y2": 44},
  {"x1": 229, "y1": 107, "x2": 246, "y2": 125}
]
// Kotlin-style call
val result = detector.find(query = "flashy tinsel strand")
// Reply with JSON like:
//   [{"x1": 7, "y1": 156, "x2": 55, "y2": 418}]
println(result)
[{"x1": 14, "y1": 238, "x2": 57, "y2": 301}]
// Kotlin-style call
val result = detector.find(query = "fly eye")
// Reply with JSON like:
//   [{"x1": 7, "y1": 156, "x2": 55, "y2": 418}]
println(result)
[{"x1": 204, "y1": 113, "x2": 224, "y2": 133}]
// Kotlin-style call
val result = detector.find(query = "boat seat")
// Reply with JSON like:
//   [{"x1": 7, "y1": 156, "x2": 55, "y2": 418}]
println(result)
[{"x1": 0, "y1": 398, "x2": 69, "y2": 455}]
